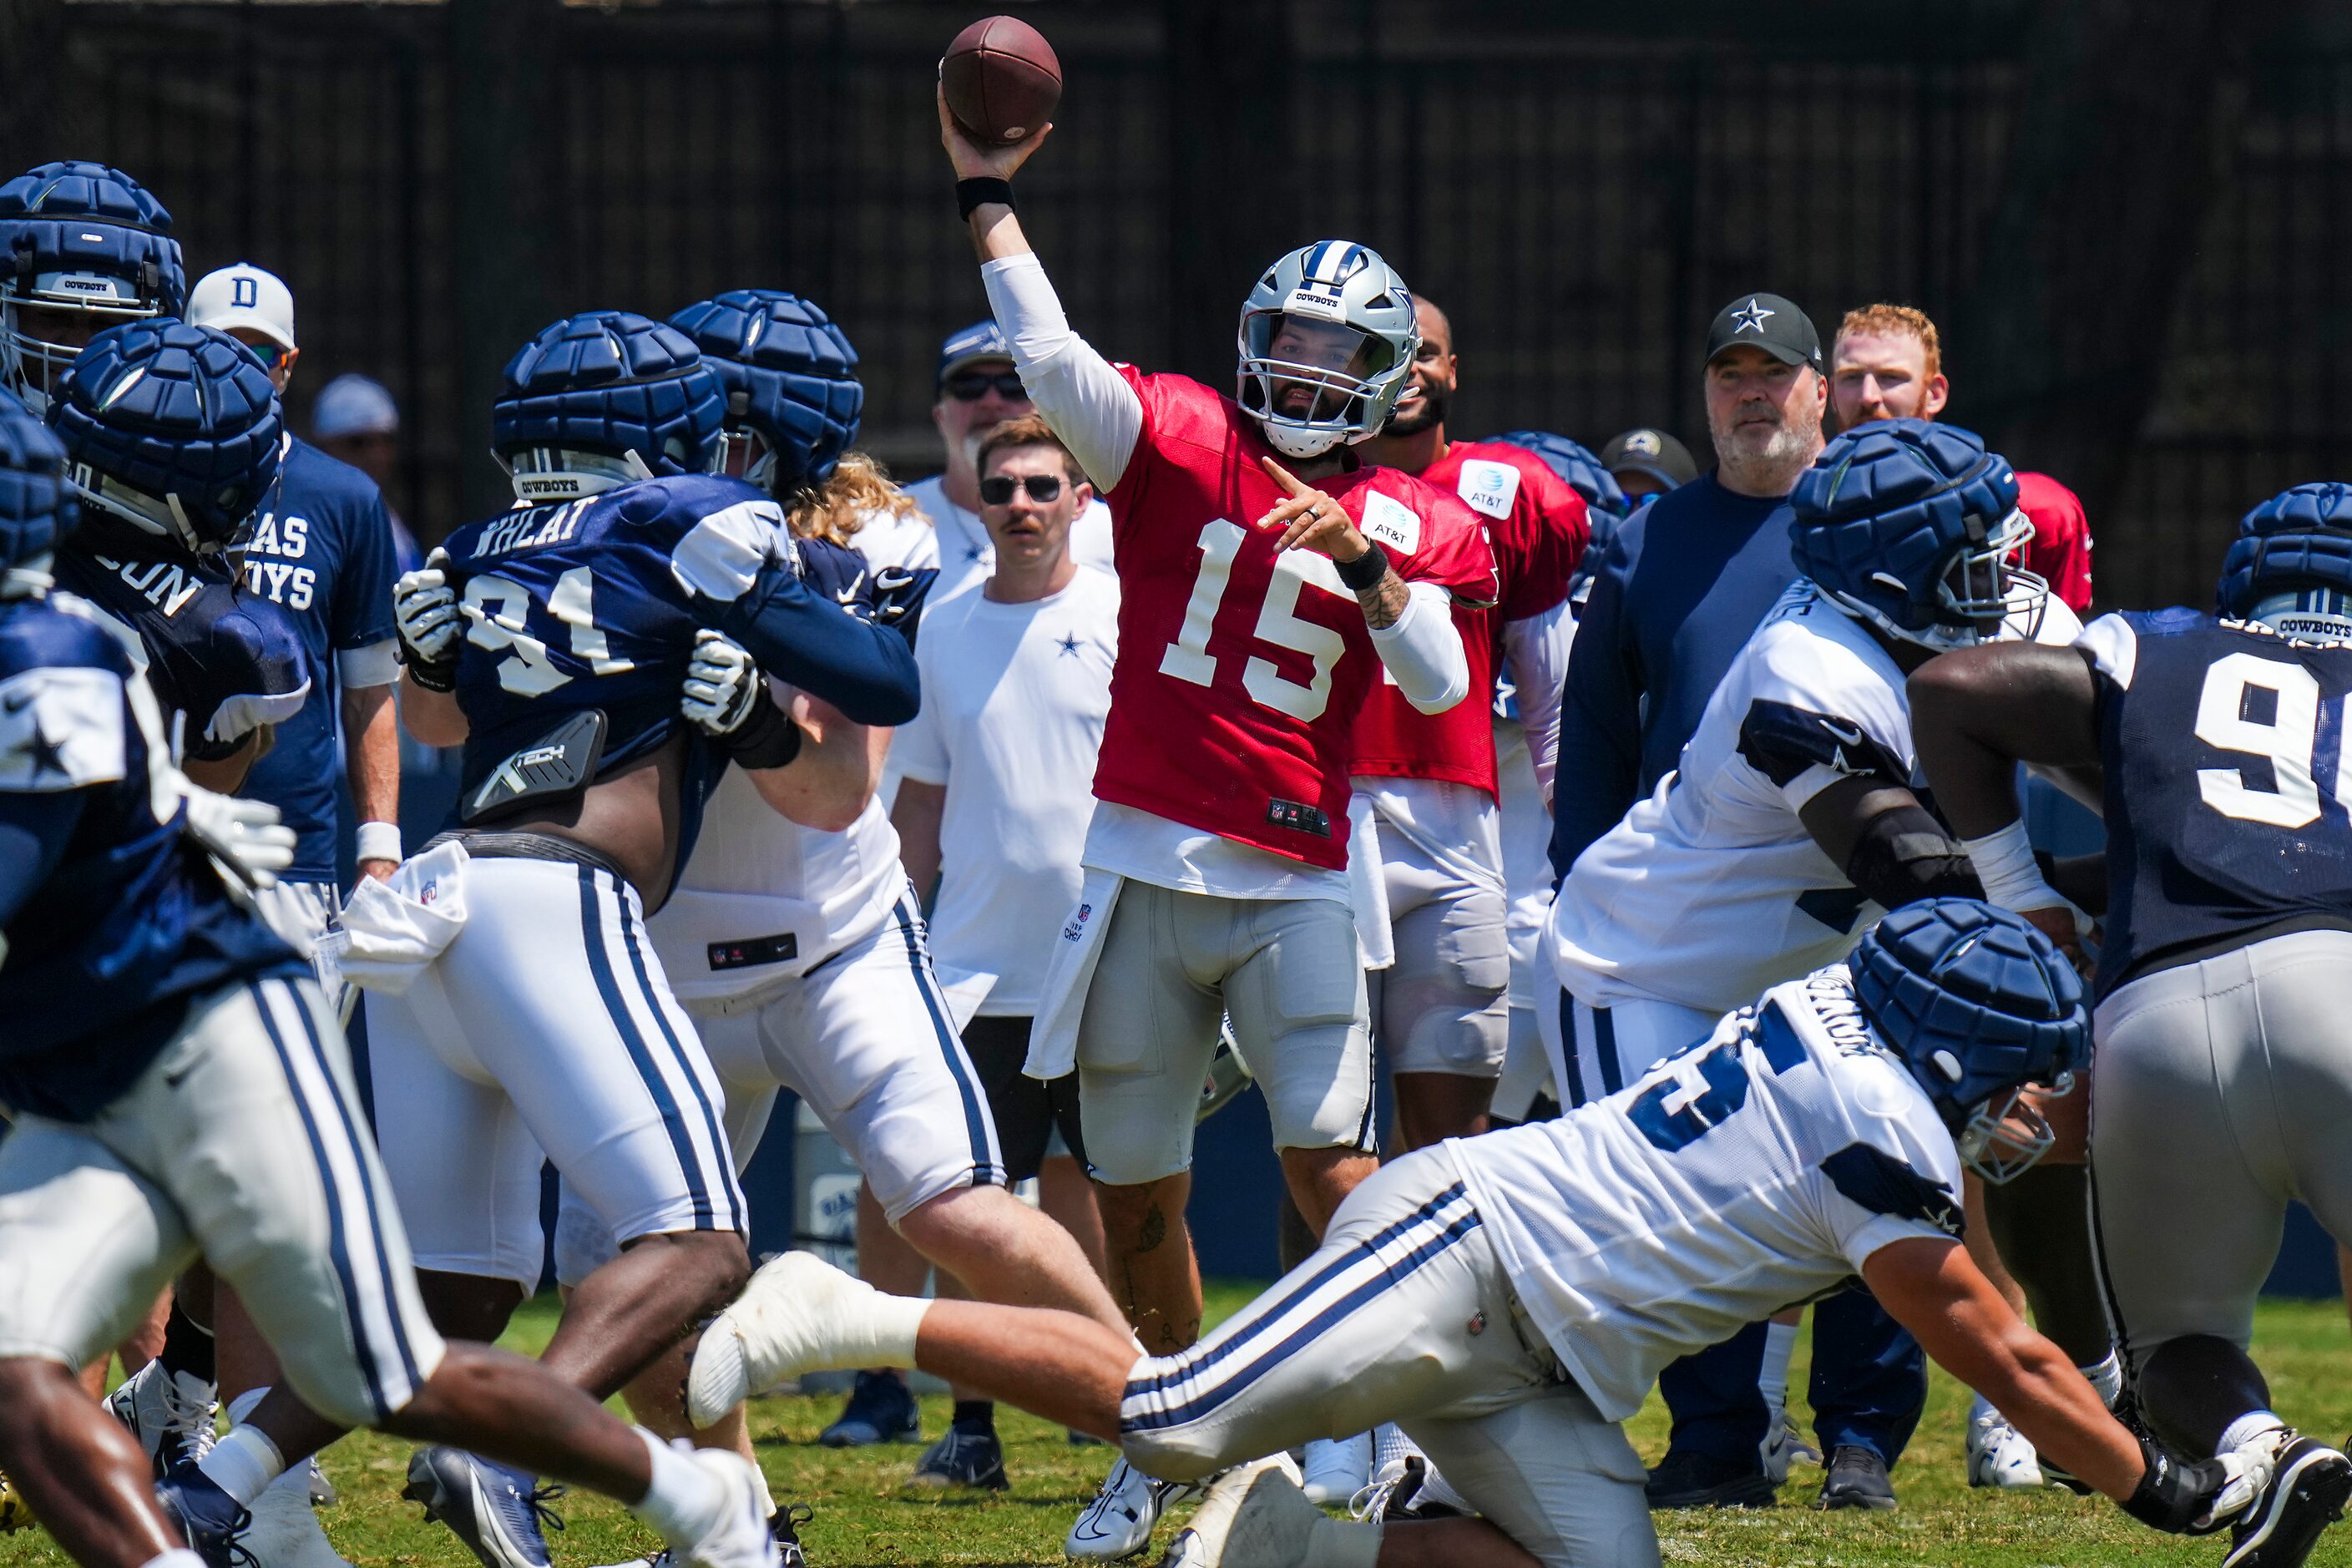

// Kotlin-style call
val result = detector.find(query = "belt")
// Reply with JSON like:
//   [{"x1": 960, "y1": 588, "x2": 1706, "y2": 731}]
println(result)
[{"x1": 422, "y1": 828, "x2": 632, "y2": 888}]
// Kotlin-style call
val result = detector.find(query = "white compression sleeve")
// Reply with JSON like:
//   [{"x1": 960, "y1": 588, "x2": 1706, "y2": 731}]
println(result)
[
  {"x1": 1500, "y1": 599, "x2": 1575, "y2": 802},
  {"x1": 980, "y1": 253, "x2": 1144, "y2": 491},
  {"x1": 1368, "y1": 580, "x2": 1470, "y2": 715}
]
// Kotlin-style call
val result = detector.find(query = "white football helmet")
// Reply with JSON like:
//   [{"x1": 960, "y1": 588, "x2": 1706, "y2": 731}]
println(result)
[{"x1": 1236, "y1": 240, "x2": 1419, "y2": 459}]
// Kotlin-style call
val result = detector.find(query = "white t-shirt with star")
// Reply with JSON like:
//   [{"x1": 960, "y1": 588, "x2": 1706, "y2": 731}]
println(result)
[
  {"x1": 892, "y1": 568, "x2": 1120, "y2": 1014},
  {"x1": 900, "y1": 472, "x2": 1115, "y2": 604}
]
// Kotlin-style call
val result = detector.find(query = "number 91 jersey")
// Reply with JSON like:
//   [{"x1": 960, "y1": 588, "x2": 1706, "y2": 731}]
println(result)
[
  {"x1": 2084, "y1": 608, "x2": 2352, "y2": 996},
  {"x1": 438, "y1": 473, "x2": 788, "y2": 816},
  {"x1": 1091, "y1": 369, "x2": 1498, "y2": 870}
]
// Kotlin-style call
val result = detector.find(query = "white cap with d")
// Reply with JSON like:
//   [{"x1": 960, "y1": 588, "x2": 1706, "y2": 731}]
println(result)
[{"x1": 186, "y1": 262, "x2": 296, "y2": 350}]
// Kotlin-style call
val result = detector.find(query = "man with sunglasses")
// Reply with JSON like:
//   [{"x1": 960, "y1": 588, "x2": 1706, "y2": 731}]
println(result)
[{"x1": 876, "y1": 321, "x2": 1112, "y2": 601}]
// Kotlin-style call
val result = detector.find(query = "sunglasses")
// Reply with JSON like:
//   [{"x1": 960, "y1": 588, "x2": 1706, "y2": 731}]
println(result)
[
  {"x1": 979, "y1": 473, "x2": 1064, "y2": 505},
  {"x1": 247, "y1": 341, "x2": 292, "y2": 371},
  {"x1": 943, "y1": 370, "x2": 1027, "y2": 402}
]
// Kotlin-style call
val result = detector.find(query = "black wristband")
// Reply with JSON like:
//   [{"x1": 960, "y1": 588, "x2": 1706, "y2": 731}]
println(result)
[
  {"x1": 1336, "y1": 541, "x2": 1390, "y2": 593},
  {"x1": 402, "y1": 649, "x2": 457, "y2": 694},
  {"x1": 2122, "y1": 1436, "x2": 2224, "y2": 1534},
  {"x1": 725, "y1": 696, "x2": 806, "y2": 771},
  {"x1": 956, "y1": 177, "x2": 1014, "y2": 218}
]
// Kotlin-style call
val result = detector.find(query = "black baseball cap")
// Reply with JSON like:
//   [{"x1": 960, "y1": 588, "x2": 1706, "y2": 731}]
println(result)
[
  {"x1": 1599, "y1": 427, "x2": 1698, "y2": 490},
  {"x1": 1704, "y1": 293, "x2": 1822, "y2": 372}
]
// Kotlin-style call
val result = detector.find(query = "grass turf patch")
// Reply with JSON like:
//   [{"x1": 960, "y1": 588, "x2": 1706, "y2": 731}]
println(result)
[{"x1": 6, "y1": 1287, "x2": 2349, "y2": 1566}]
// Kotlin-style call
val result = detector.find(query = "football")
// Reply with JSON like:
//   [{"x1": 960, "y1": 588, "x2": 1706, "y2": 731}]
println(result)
[{"x1": 942, "y1": 15, "x2": 1061, "y2": 145}]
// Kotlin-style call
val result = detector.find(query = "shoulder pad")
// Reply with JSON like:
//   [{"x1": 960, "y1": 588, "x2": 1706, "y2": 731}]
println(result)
[{"x1": 0, "y1": 664, "x2": 128, "y2": 792}]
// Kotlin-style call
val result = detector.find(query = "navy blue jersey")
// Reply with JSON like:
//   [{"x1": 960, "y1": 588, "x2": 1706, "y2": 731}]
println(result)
[
  {"x1": 53, "y1": 516, "x2": 311, "y2": 763},
  {"x1": 438, "y1": 473, "x2": 918, "y2": 861},
  {"x1": 0, "y1": 589, "x2": 300, "y2": 1120},
  {"x1": 237, "y1": 436, "x2": 400, "y2": 879},
  {"x1": 2086, "y1": 608, "x2": 2352, "y2": 995}
]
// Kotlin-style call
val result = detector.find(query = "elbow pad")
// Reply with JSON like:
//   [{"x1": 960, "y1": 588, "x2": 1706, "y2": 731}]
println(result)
[{"x1": 1842, "y1": 803, "x2": 1985, "y2": 910}]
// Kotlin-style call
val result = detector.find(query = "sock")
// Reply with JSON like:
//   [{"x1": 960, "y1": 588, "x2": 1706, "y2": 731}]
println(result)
[
  {"x1": 628, "y1": 1429, "x2": 727, "y2": 1547},
  {"x1": 2078, "y1": 1352, "x2": 2124, "y2": 1410},
  {"x1": 1302, "y1": 1515, "x2": 1383, "y2": 1568},
  {"x1": 742, "y1": 1454, "x2": 775, "y2": 1520},
  {"x1": 2220, "y1": 1410, "x2": 2289, "y2": 1458},
  {"x1": 1969, "y1": 1392, "x2": 1998, "y2": 1423},
  {"x1": 951, "y1": 1400, "x2": 994, "y2": 1436},
  {"x1": 138, "y1": 1551, "x2": 209, "y2": 1568},
  {"x1": 1758, "y1": 1322, "x2": 1798, "y2": 1419},
  {"x1": 198, "y1": 1424, "x2": 286, "y2": 1507},
  {"x1": 837, "y1": 1297, "x2": 932, "y2": 1372},
  {"x1": 158, "y1": 1302, "x2": 216, "y2": 1386}
]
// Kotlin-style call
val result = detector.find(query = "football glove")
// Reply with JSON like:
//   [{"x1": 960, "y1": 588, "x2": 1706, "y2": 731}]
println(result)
[
  {"x1": 682, "y1": 629, "x2": 762, "y2": 736},
  {"x1": 394, "y1": 549, "x2": 463, "y2": 692},
  {"x1": 177, "y1": 774, "x2": 298, "y2": 892},
  {"x1": 2122, "y1": 1434, "x2": 2269, "y2": 1534},
  {"x1": 871, "y1": 565, "x2": 938, "y2": 648}
]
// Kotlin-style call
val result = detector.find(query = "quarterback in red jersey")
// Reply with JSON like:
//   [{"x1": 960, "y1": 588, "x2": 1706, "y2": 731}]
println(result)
[
  {"x1": 1353, "y1": 296, "x2": 1590, "y2": 1151},
  {"x1": 935, "y1": 87, "x2": 1494, "y2": 1560}
]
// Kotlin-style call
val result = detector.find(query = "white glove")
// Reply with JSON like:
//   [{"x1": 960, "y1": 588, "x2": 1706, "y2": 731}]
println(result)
[
  {"x1": 682, "y1": 629, "x2": 761, "y2": 736},
  {"x1": 2192, "y1": 1446, "x2": 2273, "y2": 1532},
  {"x1": 177, "y1": 775, "x2": 297, "y2": 891},
  {"x1": 395, "y1": 549, "x2": 463, "y2": 684}
]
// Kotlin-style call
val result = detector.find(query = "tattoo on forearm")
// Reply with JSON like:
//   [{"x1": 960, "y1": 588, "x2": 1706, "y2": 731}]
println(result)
[{"x1": 1358, "y1": 567, "x2": 1409, "y2": 630}]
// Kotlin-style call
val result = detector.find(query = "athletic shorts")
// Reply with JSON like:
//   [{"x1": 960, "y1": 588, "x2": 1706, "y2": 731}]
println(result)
[
  {"x1": 1535, "y1": 958, "x2": 1719, "y2": 1112},
  {"x1": 0, "y1": 975, "x2": 443, "y2": 1428},
  {"x1": 1075, "y1": 883, "x2": 1373, "y2": 1186},
  {"x1": 964, "y1": 1014, "x2": 1085, "y2": 1184},
  {"x1": 554, "y1": 892, "x2": 1005, "y2": 1285},
  {"x1": 363, "y1": 855, "x2": 745, "y2": 1293},
  {"x1": 2092, "y1": 928, "x2": 2352, "y2": 1363},
  {"x1": 1368, "y1": 830, "x2": 1510, "y2": 1079},
  {"x1": 1117, "y1": 1148, "x2": 1657, "y2": 1567}
]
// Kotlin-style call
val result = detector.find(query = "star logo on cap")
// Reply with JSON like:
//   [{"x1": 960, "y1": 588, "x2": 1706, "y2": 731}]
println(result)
[{"x1": 1732, "y1": 297, "x2": 1774, "y2": 335}]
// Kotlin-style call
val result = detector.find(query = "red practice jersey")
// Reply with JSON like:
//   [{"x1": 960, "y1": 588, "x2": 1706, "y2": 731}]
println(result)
[
  {"x1": 2018, "y1": 469, "x2": 2092, "y2": 615},
  {"x1": 1092, "y1": 368, "x2": 1498, "y2": 870},
  {"x1": 1349, "y1": 439, "x2": 1590, "y2": 795}
]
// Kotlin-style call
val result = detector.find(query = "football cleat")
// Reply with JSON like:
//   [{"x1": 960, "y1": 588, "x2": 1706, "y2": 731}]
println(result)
[
  {"x1": 1965, "y1": 1399, "x2": 2045, "y2": 1490},
  {"x1": 909, "y1": 1426, "x2": 1007, "y2": 1491},
  {"x1": 771, "y1": 1504, "x2": 812, "y2": 1568},
  {"x1": 1153, "y1": 1455, "x2": 1308, "y2": 1568},
  {"x1": 1067, "y1": 1456, "x2": 1196, "y2": 1561},
  {"x1": 1299, "y1": 1434, "x2": 1372, "y2": 1508},
  {"x1": 1643, "y1": 1449, "x2": 1778, "y2": 1510},
  {"x1": 817, "y1": 1371, "x2": 920, "y2": 1450},
  {"x1": 402, "y1": 1448, "x2": 565, "y2": 1568},
  {"x1": 0, "y1": 1468, "x2": 34, "y2": 1532},
  {"x1": 242, "y1": 1474, "x2": 353, "y2": 1568},
  {"x1": 154, "y1": 1465, "x2": 258, "y2": 1568},
  {"x1": 108, "y1": 1359, "x2": 221, "y2": 1475},
  {"x1": 1815, "y1": 1445, "x2": 1898, "y2": 1512},
  {"x1": 2223, "y1": 1433, "x2": 2351, "y2": 1568}
]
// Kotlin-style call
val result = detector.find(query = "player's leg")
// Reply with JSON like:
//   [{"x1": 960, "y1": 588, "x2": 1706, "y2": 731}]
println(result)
[
  {"x1": 1404, "y1": 1383, "x2": 1661, "y2": 1568},
  {"x1": 1804, "y1": 1287, "x2": 1923, "y2": 1510},
  {"x1": 1377, "y1": 837, "x2": 1510, "y2": 1151},
  {"x1": 0, "y1": 1115, "x2": 203, "y2": 1568},
  {"x1": 1075, "y1": 882, "x2": 1227, "y2": 1353},
  {"x1": 147, "y1": 979, "x2": 775, "y2": 1568},
  {"x1": 1222, "y1": 893, "x2": 1381, "y2": 1232}
]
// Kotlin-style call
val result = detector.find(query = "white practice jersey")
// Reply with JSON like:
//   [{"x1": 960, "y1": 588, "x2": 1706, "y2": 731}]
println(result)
[
  {"x1": 1547, "y1": 583, "x2": 2081, "y2": 1014},
  {"x1": 1448, "y1": 966, "x2": 1964, "y2": 1421},
  {"x1": 902, "y1": 473, "x2": 1115, "y2": 605},
  {"x1": 649, "y1": 694, "x2": 905, "y2": 1009}
]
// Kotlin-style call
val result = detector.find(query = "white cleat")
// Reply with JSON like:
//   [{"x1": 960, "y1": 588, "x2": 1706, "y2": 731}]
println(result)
[
  {"x1": 1156, "y1": 1455, "x2": 1310, "y2": 1568},
  {"x1": 1965, "y1": 1399, "x2": 2046, "y2": 1490},
  {"x1": 1067, "y1": 1456, "x2": 1196, "y2": 1561},
  {"x1": 245, "y1": 1475, "x2": 355, "y2": 1568},
  {"x1": 670, "y1": 1449, "x2": 781, "y2": 1568},
  {"x1": 106, "y1": 1360, "x2": 220, "y2": 1474},
  {"x1": 1300, "y1": 1434, "x2": 1373, "y2": 1508},
  {"x1": 688, "y1": 1252, "x2": 878, "y2": 1429}
]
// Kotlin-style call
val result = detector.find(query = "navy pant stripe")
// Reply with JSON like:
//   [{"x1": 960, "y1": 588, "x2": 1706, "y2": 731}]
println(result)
[
  {"x1": 1124, "y1": 1204, "x2": 1483, "y2": 1432},
  {"x1": 1557, "y1": 991, "x2": 1589, "y2": 1108},
  {"x1": 896, "y1": 895, "x2": 1004, "y2": 1186},
  {"x1": 1125, "y1": 1182, "x2": 1474, "y2": 1400},
  {"x1": 250, "y1": 981, "x2": 389, "y2": 1417},
  {"x1": 276, "y1": 980, "x2": 429, "y2": 1397},
  {"x1": 616, "y1": 891, "x2": 745, "y2": 1227},
  {"x1": 576, "y1": 868, "x2": 713, "y2": 1229},
  {"x1": 1593, "y1": 1004, "x2": 1624, "y2": 1096}
]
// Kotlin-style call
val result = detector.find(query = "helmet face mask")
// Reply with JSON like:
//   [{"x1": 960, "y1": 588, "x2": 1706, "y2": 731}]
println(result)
[
  {"x1": 1951, "y1": 1074, "x2": 2071, "y2": 1185},
  {"x1": 1234, "y1": 240, "x2": 1418, "y2": 460}
]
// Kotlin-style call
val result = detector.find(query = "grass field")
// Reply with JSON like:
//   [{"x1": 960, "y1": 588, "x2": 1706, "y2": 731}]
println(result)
[{"x1": 7, "y1": 1286, "x2": 2351, "y2": 1567}]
